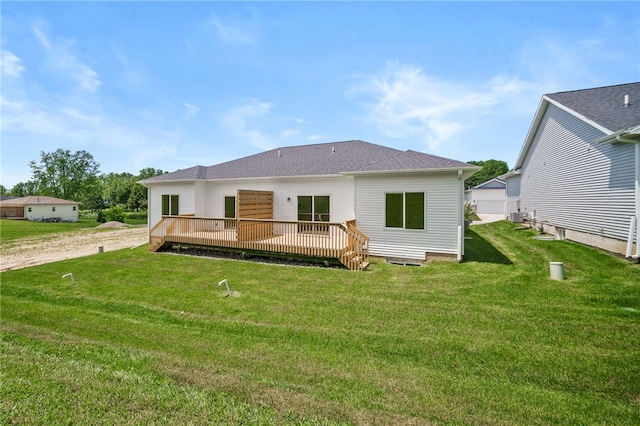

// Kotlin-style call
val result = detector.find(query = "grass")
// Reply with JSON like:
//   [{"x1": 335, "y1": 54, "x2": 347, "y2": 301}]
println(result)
[
  {"x1": 0, "y1": 218, "x2": 98, "y2": 241},
  {"x1": 1, "y1": 221, "x2": 639, "y2": 425}
]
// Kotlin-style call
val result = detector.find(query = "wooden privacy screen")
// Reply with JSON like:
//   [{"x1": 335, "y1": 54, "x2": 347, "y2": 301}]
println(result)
[
  {"x1": 0, "y1": 206, "x2": 25, "y2": 218},
  {"x1": 237, "y1": 190, "x2": 273, "y2": 219},
  {"x1": 237, "y1": 189, "x2": 274, "y2": 241}
]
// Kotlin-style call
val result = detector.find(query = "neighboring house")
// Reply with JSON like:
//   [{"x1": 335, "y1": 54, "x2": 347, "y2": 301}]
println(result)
[
  {"x1": 140, "y1": 140, "x2": 479, "y2": 268},
  {"x1": 502, "y1": 82, "x2": 640, "y2": 258},
  {"x1": 0, "y1": 196, "x2": 80, "y2": 222},
  {"x1": 464, "y1": 178, "x2": 506, "y2": 215}
]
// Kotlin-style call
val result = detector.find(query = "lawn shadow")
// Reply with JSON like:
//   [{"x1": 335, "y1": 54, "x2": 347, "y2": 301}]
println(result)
[{"x1": 464, "y1": 228, "x2": 513, "y2": 265}]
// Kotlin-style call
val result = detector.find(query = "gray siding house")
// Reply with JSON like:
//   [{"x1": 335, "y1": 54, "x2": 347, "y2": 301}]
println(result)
[
  {"x1": 140, "y1": 140, "x2": 479, "y2": 267},
  {"x1": 503, "y1": 82, "x2": 640, "y2": 257}
]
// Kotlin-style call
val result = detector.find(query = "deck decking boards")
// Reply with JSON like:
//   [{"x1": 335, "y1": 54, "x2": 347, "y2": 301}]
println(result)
[{"x1": 150, "y1": 216, "x2": 368, "y2": 270}]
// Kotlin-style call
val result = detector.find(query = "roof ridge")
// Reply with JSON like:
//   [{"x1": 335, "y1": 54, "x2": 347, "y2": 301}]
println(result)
[{"x1": 546, "y1": 81, "x2": 640, "y2": 96}]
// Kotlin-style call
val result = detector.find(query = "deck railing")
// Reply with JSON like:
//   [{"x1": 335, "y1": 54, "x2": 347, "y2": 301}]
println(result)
[{"x1": 149, "y1": 216, "x2": 369, "y2": 270}]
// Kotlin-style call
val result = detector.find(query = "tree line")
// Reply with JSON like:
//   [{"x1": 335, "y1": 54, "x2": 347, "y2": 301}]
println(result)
[{"x1": 0, "y1": 148, "x2": 165, "y2": 211}]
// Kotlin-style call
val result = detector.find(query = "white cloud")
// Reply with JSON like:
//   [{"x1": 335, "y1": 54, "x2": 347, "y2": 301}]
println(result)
[
  {"x1": 32, "y1": 25, "x2": 102, "y2": 92},
  {"x1": 209, "y1": 17, "x2": 255, "y2": 46},
  {"x1": 220, "y1": 99, "x2": 275, "y2": 150},
  {"x1": 1, "y1": 50, "x2": 25, "y2": 78},
  {"x1": 347, "y1": 63, "x2": 527, "y2": 151},
  {"x1": 183, "y1": 103, "x2": 200, "y2": 121}
]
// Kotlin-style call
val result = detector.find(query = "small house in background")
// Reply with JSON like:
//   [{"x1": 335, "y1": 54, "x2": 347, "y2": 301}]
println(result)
[
  {"x1": 502, "y1": 82, "x2": 640, "y2": 258},
  {"x1": 464, "y1": 178, "x2": 506, "y2": 216},
  {"x1": 0, "y1": 196, "x2": 80, "y2": 222}
]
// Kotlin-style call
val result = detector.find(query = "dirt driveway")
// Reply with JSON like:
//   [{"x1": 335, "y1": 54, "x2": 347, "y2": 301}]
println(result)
[{"x1": 0, "y1": 225, "x2": 148, "y2": 272}]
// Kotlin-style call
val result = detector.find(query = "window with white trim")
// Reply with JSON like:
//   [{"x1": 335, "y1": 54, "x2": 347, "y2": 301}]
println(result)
[
  {"x1": 385, "y1": 192, "x2": 425, "y2": 230},
  {"x1": 161, "y1": 195, "x2": 179, "y2": 216}
]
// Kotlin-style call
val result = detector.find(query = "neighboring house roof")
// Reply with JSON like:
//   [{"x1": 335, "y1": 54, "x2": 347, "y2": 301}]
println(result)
[
  {"x1": 546, "y1": 82, "x2": 640, "y2": 132},
  {"x1": 511, "y1": 82, "x2": 640, "y2": 171},
  {"x1": 140, "y1": 140, "x2": 478, "y2": 183},
  {"x1": 0, "y1": 196, "x2": 80, "y2": 206},
  {"x1": 465, "y1": 178, "x2": 506, "y2": 192}
]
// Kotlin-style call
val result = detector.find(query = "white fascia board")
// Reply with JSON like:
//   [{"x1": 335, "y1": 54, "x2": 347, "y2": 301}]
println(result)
[
  {"x1": 595, "y1": 123, "x2": 640, "y2": 144},
  {"x1": 513, "y1": 97, "x2": 549, "y2": 169},
  {"x1": 341, "y1": 166, "x2": 481, "y2": 177},
  {"x1": 498, "y1": 169, "x2": 521, "y2": 180}
]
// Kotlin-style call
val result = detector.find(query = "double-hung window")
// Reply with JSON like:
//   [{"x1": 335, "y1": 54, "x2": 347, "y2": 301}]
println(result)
[
  {"x1": 385, "y1": 192, "x2": 425, "y2": 230},
  {"x1": 161, "y1": 194, "x2": 179, "y2": 216}
]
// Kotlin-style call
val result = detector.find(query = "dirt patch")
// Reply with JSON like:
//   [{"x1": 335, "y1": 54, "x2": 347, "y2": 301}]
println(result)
[
  {"x1": 96, "y1": 221, "x2": 129, "y2": 229},
  {"x1": 0, "y1": 226, "x2": 148, "y2": 272}
]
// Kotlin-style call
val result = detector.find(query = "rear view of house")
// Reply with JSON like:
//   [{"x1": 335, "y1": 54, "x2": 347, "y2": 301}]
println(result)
[
  {"x1": 140, "y1": 140, "x2": 479, "y2": 269},
  {"x1": 0, "y1": 196, "x2": 80, "y2": 222},
  {"x1": 503, "y1": 82, "x2": 640, "y2": 258}
]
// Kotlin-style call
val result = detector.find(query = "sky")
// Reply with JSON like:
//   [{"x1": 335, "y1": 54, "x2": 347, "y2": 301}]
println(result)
[{"x1": 1, "y1": 1, "x2": 639, "y2": 189}]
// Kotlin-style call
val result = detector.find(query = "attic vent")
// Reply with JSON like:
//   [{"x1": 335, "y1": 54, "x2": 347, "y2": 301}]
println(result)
[{"x1": 624, "y1": 94, "x2": 630, "y2": 107}]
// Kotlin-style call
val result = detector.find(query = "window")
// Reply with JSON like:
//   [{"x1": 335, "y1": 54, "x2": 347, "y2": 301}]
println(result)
[
  {"x1": 73, "y1": 206, "x2": 77, "y2": 211},
  {"x1": 28, "y1": 207, "x2": 32, "y2": 213},
  {"x1": 224, "y1": 196, "x2": 236, "y2": 218},
  {"x1": 298, "y1": 195, "x2": 330, "y2": 222},
  {"x1": 52, "y1": 206, "x2": 56, "y2": 212},
  {"x1": 298, "y1": 195, "x2": 330, "y2": 233},
  {"x1": 161, "y1": 194, "x2": 179, "y2": 216},
  {"x1": 385, "y1": 192, "x2": 425, "y2": 230}
]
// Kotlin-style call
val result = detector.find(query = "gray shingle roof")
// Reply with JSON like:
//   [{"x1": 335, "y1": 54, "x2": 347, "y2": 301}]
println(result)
[
  {"x1": 141, "y1": 140, "x2": 476, "y2": 183},
  {"x1": 546, "y1": 82, "x2": 640, "y2": 132}
]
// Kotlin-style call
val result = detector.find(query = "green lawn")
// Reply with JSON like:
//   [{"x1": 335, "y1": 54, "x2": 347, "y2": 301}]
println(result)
[
  {"x1": 0, "y1": 218, "x2": 98, "y2": 241},
  {"x1": 1, "y1": 221, "x2": 639, "y2": 425}
]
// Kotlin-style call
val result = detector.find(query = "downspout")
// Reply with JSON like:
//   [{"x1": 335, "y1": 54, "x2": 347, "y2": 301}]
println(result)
[
  {"x1": 627, "y1": 142, "x2": 640, "y2": 258},
  {"x1": 457, "y1": 170, "x2": 464, "y2": 261}
]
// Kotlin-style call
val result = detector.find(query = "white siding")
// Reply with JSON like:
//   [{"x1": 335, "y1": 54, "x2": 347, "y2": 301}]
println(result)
[
  {"x1": 465, "y1": 188, "x2": 506, "y2": 215},
  {"x1": 204, "y1": 176, "x2": 355, "y2": 222},
  {"x1": 147, "y1": 183, "x2": 196, "y2": 227},
  {"x1": 505, "y1": 175, "x2": 522, "y2": 215},
  {"x1": 519, "y1": 104, "x2": 635, "y2": 244},
  {"x1": 26, "y1": 204, "x2": 78, "y2": 222},
  {"x1": 354, "y1": 173, "x2": 462, "y2": 259}
]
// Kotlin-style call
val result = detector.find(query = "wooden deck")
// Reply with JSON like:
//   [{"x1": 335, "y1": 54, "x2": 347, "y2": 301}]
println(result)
[{"x1": 149, "y1": 216, "x2": 369, "y2": 270}]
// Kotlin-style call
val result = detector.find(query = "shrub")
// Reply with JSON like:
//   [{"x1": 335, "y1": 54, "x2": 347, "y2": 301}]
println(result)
[{"x1": 104, "y1": 206, "x2": 125, "y2": 223}]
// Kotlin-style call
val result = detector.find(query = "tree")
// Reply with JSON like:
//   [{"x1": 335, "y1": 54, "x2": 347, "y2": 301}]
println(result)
[
  {"x1": 464, "y1": 159, "x2": 509, "y2": 189},
  {"x1": 0, "y1": 185, "x2": 7, "y2": 197},
  {"x1": 29, "y1": 149, "x2": 101, "y2": 203},
  {"x1": 102, "y1": 172, "x2": 135, "y2": 207},
  {"x1": 127, "y1": 167, "x2": 165, "y2": 211},
  {"x1": 9, "y1": 181, "x2": 38, "y2": 197}
]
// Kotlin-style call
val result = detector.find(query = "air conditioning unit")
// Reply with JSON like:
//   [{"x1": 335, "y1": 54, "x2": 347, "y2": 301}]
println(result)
[{"x1": 509, "y1": 212, "x2": 527, "y2": 223}]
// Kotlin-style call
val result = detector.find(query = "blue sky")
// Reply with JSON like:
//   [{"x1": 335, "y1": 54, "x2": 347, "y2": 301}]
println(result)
[{"x1": 1, "y1": 1, "x2": 639, "y2": 189}]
